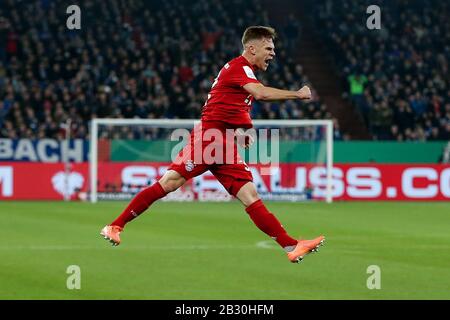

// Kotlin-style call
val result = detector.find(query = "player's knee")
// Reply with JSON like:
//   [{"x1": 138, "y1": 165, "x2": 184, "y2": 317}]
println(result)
[
  {"x1": 246, "y1": 188, "x2": 258, "y2": 202},
  {"x1": 236, "y1": 183, "x2": 260, "y2": 207},
  {"x1": 159, "y1": 179, "x2": 182, "y2": 193},
  {"x1": 245, "y1": 192, "x2": 259, "y2": 207},
  {"x1": 159, "y1": 171, "x2": 185, "y2": 193}
]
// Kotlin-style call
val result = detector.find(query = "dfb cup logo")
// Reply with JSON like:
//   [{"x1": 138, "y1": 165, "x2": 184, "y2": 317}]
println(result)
[
  {"x1": 185, "y1": 160, "x2": 195, "y2": 172},
  {"x1": 52, "y1": 171, "x2": 84, "y2": 197}
]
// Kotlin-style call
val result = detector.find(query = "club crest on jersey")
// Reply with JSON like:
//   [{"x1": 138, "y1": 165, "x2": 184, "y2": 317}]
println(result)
[{"x1": 185, "y1": 160, "x2": 195, "y2": 172}]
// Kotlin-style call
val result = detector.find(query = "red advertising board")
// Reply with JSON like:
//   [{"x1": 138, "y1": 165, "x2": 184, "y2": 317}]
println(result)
[
  {"x1": 0, "y1": 163, "x2": 88, "y2": 200},
  {"x1": 0, "y1": 162, "x2": 449, "y2": 201}
]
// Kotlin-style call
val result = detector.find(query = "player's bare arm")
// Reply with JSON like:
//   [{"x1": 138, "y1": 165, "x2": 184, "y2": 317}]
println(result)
[
  {"x1": 243, "y1": 82, "x2": 312, "y2": 101},
  {"x1": 241, "y1": 28, "x2": 311, "y2": 101}
]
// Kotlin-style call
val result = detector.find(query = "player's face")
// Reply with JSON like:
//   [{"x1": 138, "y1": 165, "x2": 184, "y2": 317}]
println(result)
[{"x1": 255, "y1": 38, "x2": 275, "y2": 71}]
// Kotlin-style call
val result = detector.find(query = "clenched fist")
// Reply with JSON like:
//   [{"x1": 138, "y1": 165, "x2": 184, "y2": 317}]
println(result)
[{"x1": 297, "y1": 85, "x2": 312, "y2": 100}]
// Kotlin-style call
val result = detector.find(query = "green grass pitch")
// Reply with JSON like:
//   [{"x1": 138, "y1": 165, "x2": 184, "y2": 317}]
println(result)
[{"x1": 0, "y1": 201, "x2": 449, "y2": 300}]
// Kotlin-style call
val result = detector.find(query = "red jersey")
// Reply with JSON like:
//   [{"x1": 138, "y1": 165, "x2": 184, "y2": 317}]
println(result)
[{"x1": 201, "y1": 55, "x2": 260, "y2": 128}]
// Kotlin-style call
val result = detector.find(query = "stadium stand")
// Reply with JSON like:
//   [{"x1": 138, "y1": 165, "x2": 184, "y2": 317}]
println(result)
[
  {"x1": 0, "y1": 0, "x2": 341, "y2": 141},
  {"x1": 311, "y1": 0, "x2": 450, "y2": 141}
]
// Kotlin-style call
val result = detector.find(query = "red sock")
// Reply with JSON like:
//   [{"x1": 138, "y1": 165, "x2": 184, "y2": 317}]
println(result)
[
  {"x1": 245, "y1": 199, "x2": 298, "y2": 249},
  {"x1": 110, "y1": 182, "x2": 167, "y2": 228}
]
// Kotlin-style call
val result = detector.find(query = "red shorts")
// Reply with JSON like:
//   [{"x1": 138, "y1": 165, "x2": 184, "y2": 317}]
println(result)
[{"x1": 168, "y1": 121, "x2": 253, "y2": 197}]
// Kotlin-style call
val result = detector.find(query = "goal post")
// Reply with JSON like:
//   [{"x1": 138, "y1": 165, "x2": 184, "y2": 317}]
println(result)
[{"x1": 89, "y1": 119, "x2": 333, "y2": 203}]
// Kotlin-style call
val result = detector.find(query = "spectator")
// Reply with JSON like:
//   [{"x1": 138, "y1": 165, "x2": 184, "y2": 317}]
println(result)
[{"x1": 348, "y1": 72, "x2": 368, "y2": 125}]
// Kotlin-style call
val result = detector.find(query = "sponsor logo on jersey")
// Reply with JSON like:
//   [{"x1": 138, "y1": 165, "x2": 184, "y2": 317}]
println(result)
[
  {"x1": 243, "y1": 66, "x2": 257, "y2": 80},
  {"x1": 185, "y1": 160, "x2": 195, "y2": 172}
]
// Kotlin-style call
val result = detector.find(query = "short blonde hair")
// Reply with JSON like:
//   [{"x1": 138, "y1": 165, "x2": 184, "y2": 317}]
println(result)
[{"x1": 241, "y1": 26, "x2": 276, "y2": 46}]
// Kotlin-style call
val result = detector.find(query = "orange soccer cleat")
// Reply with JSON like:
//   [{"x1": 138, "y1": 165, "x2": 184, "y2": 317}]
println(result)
[
  {"x1": 287, "y1": 235, "x2": 325, "y2": 263},
  {"x1": 100, "y1": 225, "x2": 123, "y2": 246}
]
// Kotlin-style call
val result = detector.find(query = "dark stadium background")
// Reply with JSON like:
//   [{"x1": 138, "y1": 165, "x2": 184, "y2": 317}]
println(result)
[{"x1": 1, "y1": 0, "x2": 448, "y2": 142}]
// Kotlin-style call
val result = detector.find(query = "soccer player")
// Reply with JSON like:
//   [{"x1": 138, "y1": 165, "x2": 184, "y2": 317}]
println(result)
[{"x1": 101, "y1": 26, "x2": 325, "y2": 263}]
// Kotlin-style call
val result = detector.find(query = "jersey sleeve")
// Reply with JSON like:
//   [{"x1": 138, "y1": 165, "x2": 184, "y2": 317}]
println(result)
[{"x1": 229, "y1": 64, "x2": 261, "y2": 87}]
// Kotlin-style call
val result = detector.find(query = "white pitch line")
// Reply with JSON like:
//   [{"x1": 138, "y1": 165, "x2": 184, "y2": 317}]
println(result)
[
  {"x1": 255, "y1": 240, "x2": 279, "y2": 250},
  {"x1": 0, "y1": 243, "x2": 274, "y2": 251}
]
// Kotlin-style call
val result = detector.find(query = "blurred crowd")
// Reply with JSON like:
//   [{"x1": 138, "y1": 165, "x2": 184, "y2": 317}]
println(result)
[
  {"x1": 313, "y1": 0, "x2": 450, "y2": 141},
  {"x1": 0, "y1": 0, "x2": 337, "y2": 142}
]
